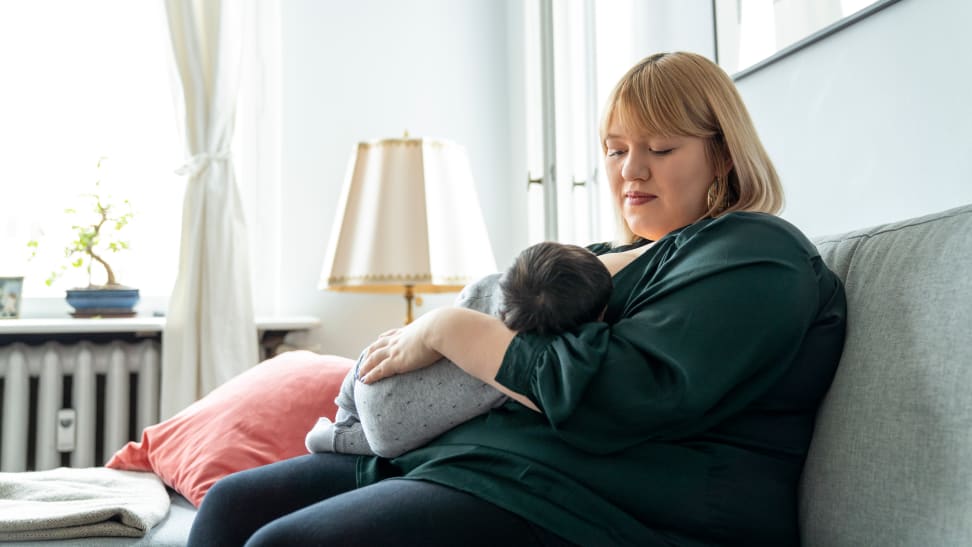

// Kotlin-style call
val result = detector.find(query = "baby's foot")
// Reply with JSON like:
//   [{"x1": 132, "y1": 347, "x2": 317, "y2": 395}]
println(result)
[{"x1": 304, "y1": 417, "x2": 337, "y2": 453}]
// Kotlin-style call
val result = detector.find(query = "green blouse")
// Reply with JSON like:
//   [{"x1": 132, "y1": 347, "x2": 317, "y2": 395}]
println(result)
[{"x1": 357, "y1": 212, "x2": 847, "y2": 545}]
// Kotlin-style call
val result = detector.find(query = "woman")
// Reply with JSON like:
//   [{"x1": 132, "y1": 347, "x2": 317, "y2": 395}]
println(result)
[{"x1": 189, "y1": 51, "x2": 846, "y2": 546}]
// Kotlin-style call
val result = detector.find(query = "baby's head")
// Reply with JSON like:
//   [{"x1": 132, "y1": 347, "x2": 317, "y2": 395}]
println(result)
[{"x1": 498, "y1": 241, "x2": 612, "y2": 335}]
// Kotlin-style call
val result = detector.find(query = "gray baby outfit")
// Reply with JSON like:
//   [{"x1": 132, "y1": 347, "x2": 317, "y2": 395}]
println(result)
[{"x1": 305, "y1": 273, "x2": 508, "y2": 458}]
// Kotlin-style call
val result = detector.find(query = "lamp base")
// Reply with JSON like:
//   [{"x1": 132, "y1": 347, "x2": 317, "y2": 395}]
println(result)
[{"x1": 404, "y1": 285, "x2": 414, "y2": 325}]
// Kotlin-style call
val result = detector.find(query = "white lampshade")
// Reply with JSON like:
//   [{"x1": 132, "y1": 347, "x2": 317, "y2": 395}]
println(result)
[{"x1": 319, "y1": 136, "x2": 497, "y2": 321}]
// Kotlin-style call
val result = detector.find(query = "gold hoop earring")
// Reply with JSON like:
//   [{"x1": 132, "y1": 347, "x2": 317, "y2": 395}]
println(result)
[
  {"x1": 707, "y1": 175, "x2": 733, "y2": 216},
  {"x1": 706, "y1": 177, "x2": 723, "y2": 214}
]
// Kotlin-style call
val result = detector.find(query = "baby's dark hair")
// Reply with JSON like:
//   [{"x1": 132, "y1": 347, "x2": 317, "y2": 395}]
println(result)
[{"x1": 498, "y1": 241, "x2": 612, "y2": 335}]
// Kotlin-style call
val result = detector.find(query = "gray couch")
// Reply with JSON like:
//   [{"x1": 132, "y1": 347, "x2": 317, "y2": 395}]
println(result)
[{"x1": 800, "y1": 203, "x2": 972, "y2": 546}]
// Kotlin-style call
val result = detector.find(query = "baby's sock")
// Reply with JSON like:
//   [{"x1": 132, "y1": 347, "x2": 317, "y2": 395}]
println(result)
[{"x1": 305, "y1": 417, "x2": 337, "y2": 453}]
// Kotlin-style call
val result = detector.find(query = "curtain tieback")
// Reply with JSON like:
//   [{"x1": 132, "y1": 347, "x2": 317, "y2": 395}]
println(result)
[{"x1": 175, "y1": 150, "x2": 231, "y2": 178}]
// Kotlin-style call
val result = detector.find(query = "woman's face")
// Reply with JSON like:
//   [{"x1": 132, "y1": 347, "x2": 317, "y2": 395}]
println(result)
[{"x1": 603, "y1": 120, "x2": 715, "y2": 241}]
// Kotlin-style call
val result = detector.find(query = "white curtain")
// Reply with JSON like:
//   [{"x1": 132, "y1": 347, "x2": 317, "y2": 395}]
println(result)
[{"x1": 161, "y1": 0, "x2": 257, "y2": 419}]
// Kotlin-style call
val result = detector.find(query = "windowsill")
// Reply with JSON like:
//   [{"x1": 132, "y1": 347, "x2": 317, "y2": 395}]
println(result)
[
  {"x1": 0, "y1": 315, "x2": 320, "y2": 335},
  {"x1": 16, "y1": 295, "x2": 171, "y2": 320},
  {"x1": 0, "y1": 314, "x2": 321, "y2": 361}
]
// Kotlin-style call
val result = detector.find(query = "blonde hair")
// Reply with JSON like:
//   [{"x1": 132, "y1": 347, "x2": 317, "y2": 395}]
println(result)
[{"x1": 600, "y1": 51, "x2": 783, "y2": 244}]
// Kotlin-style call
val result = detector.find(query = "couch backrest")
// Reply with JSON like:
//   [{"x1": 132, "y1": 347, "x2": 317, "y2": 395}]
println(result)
[{"x1": 800, "y1": 204, "x2": 972, "y2": 546}]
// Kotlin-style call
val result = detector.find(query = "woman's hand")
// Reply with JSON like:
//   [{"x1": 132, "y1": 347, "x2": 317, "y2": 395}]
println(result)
[
  {"x1": 357, "y1": 311, "x2": 443, "y2": 384},
  {"x1": 358, "y1": 307, "x2": 538, "y2": 412}
]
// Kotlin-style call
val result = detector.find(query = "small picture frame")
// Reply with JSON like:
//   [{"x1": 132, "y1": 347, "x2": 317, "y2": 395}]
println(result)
[{"x1": 1, "y1": 276, "x2": 24, "y2": 319}]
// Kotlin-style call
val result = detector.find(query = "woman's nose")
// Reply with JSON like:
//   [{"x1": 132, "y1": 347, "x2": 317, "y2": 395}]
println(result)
[{"x1": 620, "y1": 152, "x2": 648, "y2": 181}]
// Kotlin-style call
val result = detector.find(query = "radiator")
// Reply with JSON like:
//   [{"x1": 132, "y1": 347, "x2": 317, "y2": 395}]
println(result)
[{"x1": 0, "y1": 339, "x2": 160, "y2": 472}]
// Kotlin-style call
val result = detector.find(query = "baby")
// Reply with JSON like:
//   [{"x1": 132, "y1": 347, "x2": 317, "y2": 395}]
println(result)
[{"x1": 306, "y1": 240, "x2": 639, "y2": 457}]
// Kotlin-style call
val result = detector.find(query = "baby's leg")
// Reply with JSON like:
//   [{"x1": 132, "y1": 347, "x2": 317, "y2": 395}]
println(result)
[
  {"x1": 304, "y1": 414, "x2": 375, "y2": 455},
  {"x1": 304, "y1": 354, "x2": 376, "y2": 455},
  {"x1": 354, "y1": 358, "x2": 506, "y2": 458},
  {"x1": 351, "y1": 273, "x2": 508, "y2": 458}
]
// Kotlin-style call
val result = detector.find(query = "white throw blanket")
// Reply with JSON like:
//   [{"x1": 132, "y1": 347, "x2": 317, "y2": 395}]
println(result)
[{"x1": 0, "y1": 467, "x2": 170, "y2": 541}]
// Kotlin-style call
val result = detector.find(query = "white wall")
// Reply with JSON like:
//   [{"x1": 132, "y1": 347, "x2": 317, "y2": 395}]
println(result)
[
  {"x1": 734, "y1": 0, "x2": 972, "y2": 238},
  {"x1": 279, "y1": 0, "x2": 523, "y2": 358}
]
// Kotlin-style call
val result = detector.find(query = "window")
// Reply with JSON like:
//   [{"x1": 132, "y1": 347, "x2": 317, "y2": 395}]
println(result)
[
  {"x1": 0, "y1": 1, "x2": 183, "y2": 312},
  {"x1": 522, "y1": 0, "x2": 648, "y2": 247}
]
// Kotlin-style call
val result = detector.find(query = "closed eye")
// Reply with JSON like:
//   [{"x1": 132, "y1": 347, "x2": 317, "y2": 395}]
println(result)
[
  {"x1": 649, "y1": 148, "x2": 674, "y2": 156},
  {"x1": 606, "y1": 149, "x2": 627, "y2": 158}
]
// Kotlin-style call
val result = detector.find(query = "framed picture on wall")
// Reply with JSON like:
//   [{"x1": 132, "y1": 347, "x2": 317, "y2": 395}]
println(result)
[
  {"x1": 1, "y1": 276, "x2": 24, "y2": 319},
  {"x1": 713, "y1": 0, "x2": 904, "y2": 79}
]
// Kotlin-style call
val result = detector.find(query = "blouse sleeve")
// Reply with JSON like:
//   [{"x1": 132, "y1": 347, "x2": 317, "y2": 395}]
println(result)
[{"x1": 494, "y1": 214, "x2": 832, "y2": 454}]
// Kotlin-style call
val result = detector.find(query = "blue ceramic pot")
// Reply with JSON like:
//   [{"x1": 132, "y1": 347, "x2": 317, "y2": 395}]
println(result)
[{"x1": 66, "y1": 287, "x2": 140, "y2": 313}]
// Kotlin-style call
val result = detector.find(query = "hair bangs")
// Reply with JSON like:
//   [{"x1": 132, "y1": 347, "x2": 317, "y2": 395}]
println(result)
[{"x1": 605, "y1": 60, "x2": 714, "y2": 143}]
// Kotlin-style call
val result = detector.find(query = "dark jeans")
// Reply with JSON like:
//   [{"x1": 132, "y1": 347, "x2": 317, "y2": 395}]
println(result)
[{"x1": 187, "y1": 453, "x2": 576, "y2": 546}]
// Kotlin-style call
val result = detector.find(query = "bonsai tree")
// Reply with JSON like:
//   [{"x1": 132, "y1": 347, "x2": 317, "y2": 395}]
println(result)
[{"x1": 28, "y1": 157, "x2": 135, "y2": 289}]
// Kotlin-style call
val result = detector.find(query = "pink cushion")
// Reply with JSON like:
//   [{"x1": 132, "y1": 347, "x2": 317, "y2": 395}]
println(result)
[{"x1": 106, "y1": 350, "x2": 353, "y2": 507}]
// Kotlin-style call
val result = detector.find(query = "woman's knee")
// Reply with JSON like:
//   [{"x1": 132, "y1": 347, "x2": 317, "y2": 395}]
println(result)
[
  {"x1": 202, "y1": 468, "x2": 255, "y2": 509},
  {"x1": 188, "y1": 472, "x2": 263, "y2": 546},
  {"x1": 212, "y1": 468, "x2": 247, "y2": 493},
  {"x1": 245, "y1": 521, "x2": 289, "y2": 547}
]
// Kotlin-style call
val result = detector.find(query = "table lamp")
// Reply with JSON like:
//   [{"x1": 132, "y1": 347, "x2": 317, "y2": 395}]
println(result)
[{"x1": 319, "y1": 136, "x2": 497, "y2": 324}]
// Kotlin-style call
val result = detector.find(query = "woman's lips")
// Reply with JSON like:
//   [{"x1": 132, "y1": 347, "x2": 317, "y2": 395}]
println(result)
[{"x1": 625, "y1": 192, "x2": 657, "y2": 206}]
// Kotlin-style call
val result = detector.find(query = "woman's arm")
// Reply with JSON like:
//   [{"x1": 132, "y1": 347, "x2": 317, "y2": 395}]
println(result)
[
  {"x1": 358, "y1": 307, "x2": 540, "y2": 412},
  {"x1": 490, "y1": 214, "x2": 844, "y2": 454},
  {"x1": 361, "y1": 215, "x2": 842, "y2": 454}
]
